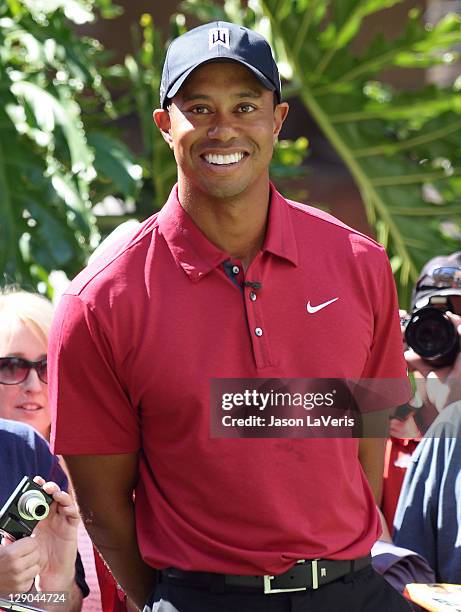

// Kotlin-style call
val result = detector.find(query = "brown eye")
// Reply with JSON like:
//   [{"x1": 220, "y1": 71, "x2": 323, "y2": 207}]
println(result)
[
  {"x1": 191, "y1": 106, "x2": 211, "y2": 114},
  {"x1": 238, "y1": 104, "x2": 255, "y2": 113}
]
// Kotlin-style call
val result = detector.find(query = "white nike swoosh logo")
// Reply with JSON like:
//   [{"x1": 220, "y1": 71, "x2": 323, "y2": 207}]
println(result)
[{"x1": 306, "y1": 297, "x2": 339, "y2": 314}]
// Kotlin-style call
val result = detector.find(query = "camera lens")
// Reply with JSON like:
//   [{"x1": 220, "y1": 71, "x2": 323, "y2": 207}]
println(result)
[
  {"x1": 405, "y1": 307, "x2": 459, "y2": 367},
  {"x1": 17, "y1": 490, "x2": 50, "y2": 521}
]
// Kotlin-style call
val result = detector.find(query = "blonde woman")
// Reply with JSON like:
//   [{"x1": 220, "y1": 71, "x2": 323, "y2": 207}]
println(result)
[
  {"x1": 0, "y1": 289, "x2": 53, "y2": 439},
  {"x1": 0, "y1": 287, "x2": 100, "y2": 610}
]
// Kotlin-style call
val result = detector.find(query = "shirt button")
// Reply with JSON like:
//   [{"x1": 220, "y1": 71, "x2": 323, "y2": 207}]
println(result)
[
  {"x1": 255, "y1": 327, "x2": 263, "y2": 337},
  {"x1": 250, "y1": 292, "x2": 257, "y2": 301},
  {"x1": 232, "y1": 265, "x2": 240, "y2": 275}
]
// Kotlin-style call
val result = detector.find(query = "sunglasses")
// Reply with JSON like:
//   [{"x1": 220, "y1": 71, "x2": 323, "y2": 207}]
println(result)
[
  {"x1": 0, "y1": 357, "x2": 48, "y2": 385},
  {"x1": 417, "y1": 266, "x2": 461, "y2": 291}
]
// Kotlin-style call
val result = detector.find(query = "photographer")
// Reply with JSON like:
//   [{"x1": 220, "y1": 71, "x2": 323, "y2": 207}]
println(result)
[
  {"x1": 382, "y1": 253, "x2": 461, "y2": 529},
  {"x1": 392, "y1": 252, "x2": 461, "y2": 582},
  {"x1": 0, "y1": 418, "x2": 87, "y2": 610},
  {"x1": 403, "y1": 253, "x2": 461, "y2": 422}
]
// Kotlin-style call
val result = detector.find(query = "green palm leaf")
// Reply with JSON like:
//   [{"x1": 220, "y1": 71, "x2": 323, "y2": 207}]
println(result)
[
  {"x1": 258, "y1": 0, "x2": 461, "y2": 303},
  {"x1": 184, "y1": 0, "x2": 461, "y2": 304},
  {"x1": 0, "y1": 0, "x2": 136, "y2": 294}
]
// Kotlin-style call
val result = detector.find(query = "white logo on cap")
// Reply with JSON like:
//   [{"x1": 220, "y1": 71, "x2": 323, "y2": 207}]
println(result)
[{"x1": 209, "y1": 28, "x2": 230, "y2": 50}]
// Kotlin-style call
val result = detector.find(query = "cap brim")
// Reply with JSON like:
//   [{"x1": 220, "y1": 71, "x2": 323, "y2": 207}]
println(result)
[
  {"x1": 413, "y1": 288, "x2": 461, "y2": 309},
  {"x1": 163, "y1": 58, "x2": 278, "y2": 107}
]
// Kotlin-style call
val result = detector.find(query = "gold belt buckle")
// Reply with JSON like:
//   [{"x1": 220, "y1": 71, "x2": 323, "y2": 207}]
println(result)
[{"x1": 263, "y1": 559, "x2": 311, "y2": 594}]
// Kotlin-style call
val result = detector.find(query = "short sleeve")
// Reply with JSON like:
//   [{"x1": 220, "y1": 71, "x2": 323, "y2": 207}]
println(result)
[
  {"x1": 362, "y1": 255, "x2": 408, "y2": 380},
  {"x1": 357, "y1": 254, "x2": 411, "y2": 412},
  {"x1": 49, "y1": 294, "x2": 140, "y2": 455}
]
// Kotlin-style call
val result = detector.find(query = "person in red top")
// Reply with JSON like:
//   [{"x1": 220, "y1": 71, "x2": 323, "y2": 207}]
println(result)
[{"x1": 49, "y1": 21, "x2": 411, "y2": 612}]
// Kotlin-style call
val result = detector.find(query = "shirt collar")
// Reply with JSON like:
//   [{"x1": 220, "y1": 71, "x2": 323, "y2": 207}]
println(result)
[
  {"x1": 157, "y1": 183, "x2": 298, "y2": 282},
  {"x1": 263, "y1": 185, "x2": 298, "y2": 267}
]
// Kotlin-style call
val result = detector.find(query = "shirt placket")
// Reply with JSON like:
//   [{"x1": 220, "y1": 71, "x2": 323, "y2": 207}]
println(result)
[{"x1": 223, "y1": 259, "x2": 274, "y2": 370}]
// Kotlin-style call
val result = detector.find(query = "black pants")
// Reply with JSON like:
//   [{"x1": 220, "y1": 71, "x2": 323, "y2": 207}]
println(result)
[{"x1": 143, "y1": 566, "x2": 412, "y2": 611}]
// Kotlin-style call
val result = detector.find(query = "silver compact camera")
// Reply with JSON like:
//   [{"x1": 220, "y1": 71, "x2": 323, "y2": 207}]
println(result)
[{"x1": 0, "y1": 476, "x2": 53, "y2": 541}]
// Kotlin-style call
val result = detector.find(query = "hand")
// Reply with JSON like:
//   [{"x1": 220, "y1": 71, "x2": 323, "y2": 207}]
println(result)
[
  {"x1": 389, "y1": 413, "x2": 421, "y2": 439},
  {"x1": 32, "y1": 477, "x2": 80, "y2": 592},
  {"x1": 405, "y1": 312, "x2": 461, "y2": 413},
  {"x1": 0, "y1": 537, "x2": 40, "y2": 595},
  {"x1": 376, "y1": 506, "x2": 392, "y2": 543},
  {"x1": 399, "y1": 309, "x2": 409, "y2": 350}
]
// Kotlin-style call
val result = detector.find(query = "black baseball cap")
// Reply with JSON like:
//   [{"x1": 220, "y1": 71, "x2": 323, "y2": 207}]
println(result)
[
  {"x1": 411, "y1": 251, "x2": 461, "y2": 310},
  {"x1": 160, "y1": 21, "x2": 281, "y2": 108}
]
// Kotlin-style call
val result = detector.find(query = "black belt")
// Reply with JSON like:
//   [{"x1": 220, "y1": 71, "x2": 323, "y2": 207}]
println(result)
[{"x1": 161, "y1": 555, "x2": 371, "y2": 595}]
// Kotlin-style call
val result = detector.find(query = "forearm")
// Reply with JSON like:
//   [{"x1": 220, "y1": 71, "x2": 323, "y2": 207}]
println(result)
[
  {"x1": 37, "y1": 556, "x2": 82, "y2": 612},
  {"x1": 81, "y1": 498, "x2": 156, "y2": 608},
  {"x1": 61, "y1": 581, "x2": 83, "y2": 612},
  {"x1": 36, "y1": 580, "x2": 82, "y2": 612},
  {"x1": 359, "y1": 437, "x2": 386, "y2": 505},
  {"x1": 63, "y1": 453, "x2": 155, "y2": 609}
]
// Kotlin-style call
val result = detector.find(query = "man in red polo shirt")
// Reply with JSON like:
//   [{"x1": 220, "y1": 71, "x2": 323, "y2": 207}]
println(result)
[{"x1": 49, "y1": 21, "x2": 411, "y2": 612}]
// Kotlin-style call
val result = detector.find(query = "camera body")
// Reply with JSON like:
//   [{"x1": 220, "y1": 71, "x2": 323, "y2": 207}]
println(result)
[
  {"x1": 404, "y1": 296, "x2": 460, "y2": 368},
  {"x1": 0, "y1": 476, "x2": 53, "y2": 541}
]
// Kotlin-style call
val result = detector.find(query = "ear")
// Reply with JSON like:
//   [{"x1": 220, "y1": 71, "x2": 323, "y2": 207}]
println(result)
[
  {"x1": 153, "y1": 108, "x2": 173, "y2": 148},
  {"x1": 273, "y1": 102, "x2": 289, "y2": 142}
]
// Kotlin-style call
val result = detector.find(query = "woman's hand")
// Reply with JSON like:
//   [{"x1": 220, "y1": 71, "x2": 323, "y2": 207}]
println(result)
[{"x1": 32, "y1": 477, "x2": 80, "y2": 593}]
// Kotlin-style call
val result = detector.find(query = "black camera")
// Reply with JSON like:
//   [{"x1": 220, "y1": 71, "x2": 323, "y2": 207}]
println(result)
[
  {"x1": 404, "y1": 296, "x2": 459, "y2": 368},
  {"x1": 0, "y1": 476, "x2": 53, "y2": 541}
]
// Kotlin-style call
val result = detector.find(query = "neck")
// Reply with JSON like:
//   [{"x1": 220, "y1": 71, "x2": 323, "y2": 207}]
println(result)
[{"x1": 178, "y1": 178, "x2": 271, "y2": 269}]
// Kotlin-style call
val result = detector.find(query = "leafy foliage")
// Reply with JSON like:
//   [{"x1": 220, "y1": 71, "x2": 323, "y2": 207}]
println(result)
[
  {"x1": 264, "y1": 0, "x2": 461, "y2": 304},
  {"x1": 0, "y1": 0, "x2": 308, "y2": 294},
  {"x1": 109, "y1": 13, "x2": 183, "y2": 219},
  {"x1": 184, "y1": 0, "x2": 461, "y2": 304},
  {"x1": 0, "y1": 0, "x2": 138, "y2": 294},
  {"x1": 5, "y1": 0, "x2": 460, "y2": 304}
]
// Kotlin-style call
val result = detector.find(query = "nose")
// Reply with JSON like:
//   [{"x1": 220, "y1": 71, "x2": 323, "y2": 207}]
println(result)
[
  {"x1": 22, "y1": 368, "x2": 43, "y2": 392},
  {"x1": 207, "y1": 112, "x2": 239, "y2": 142}
]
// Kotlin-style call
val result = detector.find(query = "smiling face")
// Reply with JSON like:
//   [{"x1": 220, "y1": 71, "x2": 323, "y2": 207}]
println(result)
[
  {"x1": 154, "y1": 61, "x2": 288, "y2": 204},
  {"x1": 0, "y1": 317, "x2": 50, "y2": 439}
]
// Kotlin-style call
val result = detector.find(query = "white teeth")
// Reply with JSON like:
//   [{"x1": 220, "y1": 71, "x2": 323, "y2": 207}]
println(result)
[
  {"x1": 17, "y1": 404, "x2": 41, "y2": 411},
  {"x1": 204, "y1": 152, "x2": 244, "y2": 165}
]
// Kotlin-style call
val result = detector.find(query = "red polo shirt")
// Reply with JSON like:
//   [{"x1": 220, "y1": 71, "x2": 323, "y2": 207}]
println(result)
[{"x1": 50, "y1": 184, "x2": 410, "y2": 575}]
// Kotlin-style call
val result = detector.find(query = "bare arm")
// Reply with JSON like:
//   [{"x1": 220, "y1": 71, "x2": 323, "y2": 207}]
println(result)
[
  {"x1": 376, "y1": 507, "x2": 392, "y2": 543},
  {"x1": 40, "y1": 581, "x2": 83, "y2": 612},
  {"x1": 63, "y1": 453, "x2": 156, "y2": 610},
  {"x1": 358, "y1": 437, "x2": 386, "y2": 505}
]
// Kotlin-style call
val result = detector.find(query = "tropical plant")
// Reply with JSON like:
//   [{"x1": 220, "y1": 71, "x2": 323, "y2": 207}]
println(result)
[
  {"x1": 0, "y1": 0, "x2": 308, "y2": 294},
  {"x1": 183, "y1": 0, "x2": 461, "y2": 304},
  {"x1": 0, "y1": 0, "x2": 139, "y2": 295},
  {"x1": 104, "y1": 13, "x2": 184, "y2": 224}
]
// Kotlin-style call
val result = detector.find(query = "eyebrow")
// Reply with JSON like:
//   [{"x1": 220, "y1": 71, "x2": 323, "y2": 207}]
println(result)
[{"x1": 180, "y1": 91, "x2": 263, "y2": 102}]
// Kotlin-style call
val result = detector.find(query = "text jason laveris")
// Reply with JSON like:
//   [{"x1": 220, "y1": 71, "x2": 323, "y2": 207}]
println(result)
[{"x1": 221, "y1": 415, "x2": 356, "y2": 427}]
